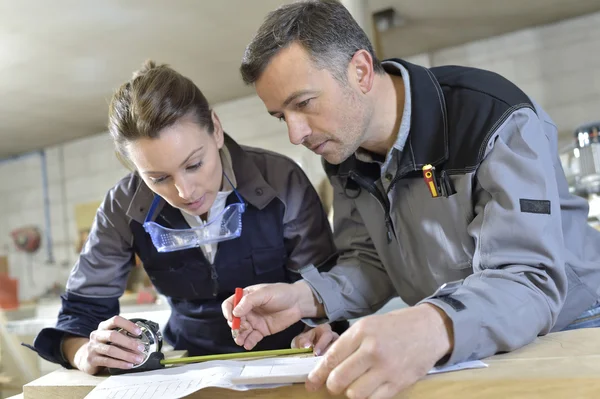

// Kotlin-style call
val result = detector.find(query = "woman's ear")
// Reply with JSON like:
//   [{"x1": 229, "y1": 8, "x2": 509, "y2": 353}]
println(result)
[{"x1": 211, "y1": 110, "x2": 225, "y2": 149}]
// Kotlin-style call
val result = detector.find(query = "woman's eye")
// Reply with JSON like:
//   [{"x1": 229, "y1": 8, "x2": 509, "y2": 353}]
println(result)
[
  {"x1": 151, "y1": 176, "x2": 167, "y2": 184},
  {"x1": 187, "y1": 162, "x2": 202, "y2": 171}
]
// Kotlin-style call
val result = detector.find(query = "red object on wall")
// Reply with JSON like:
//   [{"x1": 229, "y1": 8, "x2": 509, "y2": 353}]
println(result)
[
  {"x1": 0, "y1": 275, "x2": 19, "y2": 309},
  {"x1": 10, "y1": 226, "x2": 41, "y2": 253}
]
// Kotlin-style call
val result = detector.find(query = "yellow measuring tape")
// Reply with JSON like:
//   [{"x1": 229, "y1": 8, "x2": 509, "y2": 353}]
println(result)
[{"x1": 161, "y1": 347, "x2": 313, "y2": 365}]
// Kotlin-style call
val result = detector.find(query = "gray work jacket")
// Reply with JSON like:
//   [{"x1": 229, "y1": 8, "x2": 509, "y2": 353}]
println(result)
[{"x1": 301, "y1": 60, "x2": 600, "y2": 365}]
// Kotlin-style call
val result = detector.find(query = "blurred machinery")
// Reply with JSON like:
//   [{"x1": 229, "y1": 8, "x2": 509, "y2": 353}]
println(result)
[{"x1": 561, "y1": 121, "x2": 600, "y2": 230}]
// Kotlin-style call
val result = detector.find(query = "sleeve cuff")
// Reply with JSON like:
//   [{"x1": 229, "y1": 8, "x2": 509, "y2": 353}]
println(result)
[
  {"x1": 298, "y1": 264, "x2": 346, "y2": 322},
  {"x1": 419, "y1": 293, "x2": 481, "y2": 366},
  {"x1": 28, "y1": 327, "x2": 87, "y2": 369},
  {"x1": 59, "y1": 334, "x2": 72, "y2": 366}
]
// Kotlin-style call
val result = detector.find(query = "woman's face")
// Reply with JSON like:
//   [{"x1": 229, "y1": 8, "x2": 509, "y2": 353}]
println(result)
[{"x1": 127, "y1": 112, "x2": 225, "y2": 217}]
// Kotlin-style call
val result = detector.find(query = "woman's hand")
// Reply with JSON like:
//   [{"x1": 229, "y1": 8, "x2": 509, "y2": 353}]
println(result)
[{"x1": 63, "y1": 316, "x2": 147, "y2": 375}]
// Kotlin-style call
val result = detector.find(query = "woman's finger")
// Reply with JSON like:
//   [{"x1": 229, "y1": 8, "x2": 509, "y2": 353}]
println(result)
[
  {"x1": 90, "y1": 342, "x2": 146, "y2": 366},
  {"x1": 90, "y1": 329, "x2": 146, "y2": 355}
]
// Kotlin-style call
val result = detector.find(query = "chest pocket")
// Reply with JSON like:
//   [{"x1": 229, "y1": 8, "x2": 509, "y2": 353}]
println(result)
[
  {"x1": 400, "y1": 176, "x2": 475, "y2": 270},
  {"x1": 216, "y1": 245, "x2": 288, "y2": 293},
  {"x1": 251, "y1": 246, "x2": 288, "y2": 282},
  {"x1": 143, "y1": 253, "x2": 213, "y2": 300}
]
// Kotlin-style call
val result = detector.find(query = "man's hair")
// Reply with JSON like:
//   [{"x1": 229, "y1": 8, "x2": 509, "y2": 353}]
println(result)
[{"x1": 240, "y1": 0, "x2": 385, "y2": 84}]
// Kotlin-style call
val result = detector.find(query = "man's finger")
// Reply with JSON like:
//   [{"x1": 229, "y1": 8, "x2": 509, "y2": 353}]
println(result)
[
  {"x1": 306, "y1": 331, "x2": 361, "y2": 392},
  {"x1": 232, "y1": 286, "x2": 270, "y2": 318},
  {"x1": 243, "y1": 330, "x2": 265, "y2": 351},
  {"x1": 290, "y1": 334, "x2": 301, "y2": 349},
  {"x1": 233, "y1": 327, "x2": 252, "y2": 346},
  {"x1": 344, "y1": 369, "x2": 387, "y2": 399},
  {"x1": 368, "y1": 382, "x2": 401, "y2": 399},
  {"x1": 291, "y1": 330, "x2": 315, "y2": 349},
  {"x1": 313, "y1": 330, "x2": 337, "y2": 356},
  {"x1": 232, "y1": 295, "x2": 255, "y2": 318},
  {"x1": 221, "y1": 296, "x2": 235, "y2": 321},
  {"x1": 323, "y1": 340, "x2": 375, "y2": 395}
]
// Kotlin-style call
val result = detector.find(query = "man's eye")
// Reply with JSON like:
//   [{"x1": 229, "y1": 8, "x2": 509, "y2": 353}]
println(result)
[{"x1": 297, "y1": 98, "x2": 312, "y2": 109}]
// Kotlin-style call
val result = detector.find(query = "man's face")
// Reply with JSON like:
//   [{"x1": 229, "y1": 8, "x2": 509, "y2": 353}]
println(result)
[{"x1": 255, "y1": 43, "x2": 371, "y2": 165}]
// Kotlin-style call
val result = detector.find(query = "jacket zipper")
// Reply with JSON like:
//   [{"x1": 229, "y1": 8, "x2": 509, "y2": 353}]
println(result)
[
  {"x1": 159, "y1": 211, "x2": 219, "y2": 296},
  {"x1": 201, "y1": 244, "x2": 219, "y2": 297},
  {"x1": 209, "y1": 263, "x2": 219, "y2": 297},
  {"x1": 203, "y1": 239, "x2": 219, "y2": 297},
  {"x1": 349, "y1": 171, "x2": 394, "y2": 242}
]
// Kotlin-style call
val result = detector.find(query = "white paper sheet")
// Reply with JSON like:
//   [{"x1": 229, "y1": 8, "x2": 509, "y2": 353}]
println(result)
[
  {"x1": 428, "y1": 359, "x2": 488, "y2": 375},
  {"x1": 231, "y1": 356, "x2": 323, "y2": 385},
  {"x1": 85, "y1": 356, "x2": 488, "y2": 399},
  {"x1": 231, "y1": 357, "x2": 488, "y2": 384},
  {"x1": 84, "y1": 360, "x2": 258, "y2": 399}
]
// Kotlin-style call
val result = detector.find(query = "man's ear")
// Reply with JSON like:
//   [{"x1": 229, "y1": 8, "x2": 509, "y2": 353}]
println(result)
[{"x1": 349, "y1": 49, "x2": 376, "y2": 94}]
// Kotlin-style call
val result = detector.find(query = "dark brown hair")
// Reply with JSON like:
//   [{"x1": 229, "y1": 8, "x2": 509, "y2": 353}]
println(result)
[
  {"x1": 108, "y1": 60, "x2": 213, "y2": 160},
  {"x1": 240, "y1": 0, "x2": 384, "y2": 85}
]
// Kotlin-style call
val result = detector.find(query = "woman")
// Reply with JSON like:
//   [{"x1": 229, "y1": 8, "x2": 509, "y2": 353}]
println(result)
[{"x1": 29, "y1": 61, "x2": 344, "y2": 375}]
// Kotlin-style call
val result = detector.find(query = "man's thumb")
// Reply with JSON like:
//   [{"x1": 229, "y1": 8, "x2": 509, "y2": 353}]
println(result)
[{"x1": 232, "y1": 291, "x2": 262, "y2": 317}]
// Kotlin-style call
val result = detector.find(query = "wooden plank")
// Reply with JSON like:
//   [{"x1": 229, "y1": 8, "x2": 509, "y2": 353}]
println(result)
[
  {"x1": 23, "y1": 368, "x2": 105, "y2": 399},
  {"x1": 22, "y1": 350, "x2": 188, "y2": 399},
  {"x1": 0, "y1": 310, "x2": 38, "y2": 383},
  {"x1": 22, "y1": 329, "x2": 600, "y2": 399}
]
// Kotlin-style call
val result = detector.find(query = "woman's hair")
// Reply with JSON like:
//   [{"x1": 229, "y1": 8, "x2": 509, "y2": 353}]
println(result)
[{"x1": 108, "y1": 60, "x2": 214, "y2": 161}]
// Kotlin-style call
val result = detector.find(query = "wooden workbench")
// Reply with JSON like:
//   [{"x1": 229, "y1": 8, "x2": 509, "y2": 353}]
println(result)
[{"x1": 17, "y1": 328, "x2": 600, "y2": 399}]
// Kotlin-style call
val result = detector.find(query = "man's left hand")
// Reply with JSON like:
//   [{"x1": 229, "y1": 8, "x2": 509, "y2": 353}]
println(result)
[
  {"x1": 291, "y1": 323, "x2": 340, "y2": 356},
  {"x1": 306, "y1": 304, "x2": 453, "y2": 399}
]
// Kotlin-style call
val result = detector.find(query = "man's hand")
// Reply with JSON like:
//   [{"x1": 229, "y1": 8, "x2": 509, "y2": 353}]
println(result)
[
  {"x1": 292, "y1": 324, "x2": 340, "y2": 356},
  {"x1": 306, "y1": 304, "x2": 453, "y2": 399},
  {"x1": 63, "y1": 316, "x2": 147, "y2": 375},
  {"x1": 222, "y1": 281, "x2": 323, "y2": 350}
]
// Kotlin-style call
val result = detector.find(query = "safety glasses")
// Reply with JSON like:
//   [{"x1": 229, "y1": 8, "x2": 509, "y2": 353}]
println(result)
[{"x1": 143, "y1": 175, "x2": 246, "y2": 253}]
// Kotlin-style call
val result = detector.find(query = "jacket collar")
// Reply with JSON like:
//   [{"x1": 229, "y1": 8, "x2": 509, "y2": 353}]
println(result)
[
  {"x1": 224, "y1": 134, "x2": 278, "y2": 210},
  {"x1": 326, "y1": 59, "x2": 449, "y2": 181},
  {"x1": 126, "y1": 133, "x2": 278, "y2": 224}
]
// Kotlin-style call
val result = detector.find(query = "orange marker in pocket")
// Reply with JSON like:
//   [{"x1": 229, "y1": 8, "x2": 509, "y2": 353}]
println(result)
[{"x1": 422, "y1": 164, "x2": 439, "y2": 198}]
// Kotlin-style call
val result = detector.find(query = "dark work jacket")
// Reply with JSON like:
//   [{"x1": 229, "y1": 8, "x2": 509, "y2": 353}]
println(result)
[{"x1": 29, "y1": 135, "x2": 345, "y2": 367}]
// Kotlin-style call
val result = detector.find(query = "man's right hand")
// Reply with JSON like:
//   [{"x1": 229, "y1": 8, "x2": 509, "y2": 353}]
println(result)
[
  {"x1": 222, "y1": 281, "x2": 324, "y2": 350},
  {"x1": 62, "y1": 316, "x2": 147, "y2": 375}
]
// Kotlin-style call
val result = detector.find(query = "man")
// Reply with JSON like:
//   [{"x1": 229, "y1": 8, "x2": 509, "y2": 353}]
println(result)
[{"x1": 223, "y1": 1, "x2": 600, "y2": 398}]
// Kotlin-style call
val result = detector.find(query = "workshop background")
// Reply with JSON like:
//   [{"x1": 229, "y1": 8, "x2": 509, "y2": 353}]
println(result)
[{"x1": 2, "y1": 1, "x2": 600, "y2": 397}]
